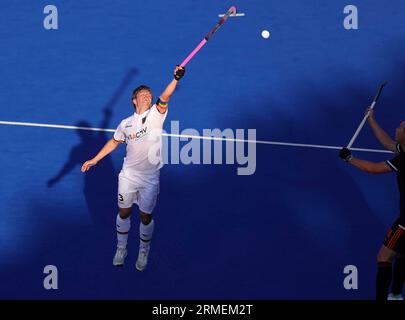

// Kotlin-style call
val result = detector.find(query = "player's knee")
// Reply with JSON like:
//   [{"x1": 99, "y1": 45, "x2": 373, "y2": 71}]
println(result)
[
  {"x1": 140, "y1": 212, "x2": 152, "y2": 225},
  {"x1": 119, "y1": 207, "x2": 132, "y2": 219}
]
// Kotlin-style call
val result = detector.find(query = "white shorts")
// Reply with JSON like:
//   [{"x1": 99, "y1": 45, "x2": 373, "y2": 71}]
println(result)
[{"x1": 117, "y1": 171, "x2": 159, "y2": 214}]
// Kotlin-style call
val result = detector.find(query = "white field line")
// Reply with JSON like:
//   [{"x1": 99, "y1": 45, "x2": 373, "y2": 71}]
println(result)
[{"x1": 0, "y1": 120, "x2": 393, "y2": 154}]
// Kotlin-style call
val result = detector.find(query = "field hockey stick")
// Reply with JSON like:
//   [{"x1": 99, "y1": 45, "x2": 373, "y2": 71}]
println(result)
[
  {"x1": 346, "y1": 81, "x2": 388, "y2": 149},
  {"x1": 179, "y1": 6, "x2": 237, "y2": 67}
]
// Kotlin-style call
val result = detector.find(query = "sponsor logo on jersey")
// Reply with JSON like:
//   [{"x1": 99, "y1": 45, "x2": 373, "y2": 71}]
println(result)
[{"x1": 127, "y1": 127, "x2": 148, "y2": 141}]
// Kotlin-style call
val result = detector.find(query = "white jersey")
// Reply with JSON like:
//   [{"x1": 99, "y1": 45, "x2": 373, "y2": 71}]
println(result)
[{"x1": 114, "y1": 104, "x2": 167, "y2": 181}]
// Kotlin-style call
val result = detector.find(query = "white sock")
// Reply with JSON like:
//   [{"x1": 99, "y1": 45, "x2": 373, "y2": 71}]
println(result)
[
  {"x1": 139, "y1": 220, "x2": 154, "y2": 247},
  {"x1": 116, "y1": 214, "x2": 131, "y2": 248}
]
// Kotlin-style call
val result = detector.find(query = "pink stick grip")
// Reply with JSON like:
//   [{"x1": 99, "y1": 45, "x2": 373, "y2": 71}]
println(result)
[{"x1": 180, "y1": 38, "x2": 207, "y2": 67}]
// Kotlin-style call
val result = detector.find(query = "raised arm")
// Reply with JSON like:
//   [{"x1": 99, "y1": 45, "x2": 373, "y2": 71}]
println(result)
[
  {"x1": 81, "y1": 138, "x2": 122, "y2": 172},
  {"x1": 156, "y1": 66, "x2": 185, "y2": 113},
  {"x1": 367, "y1": 107, "x2": 397, "y2": 152}
]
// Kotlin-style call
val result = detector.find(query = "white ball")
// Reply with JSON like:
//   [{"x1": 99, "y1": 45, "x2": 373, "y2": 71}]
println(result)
[{"x1": 261, "y1": 30, "x2": 270, "y2": 39}]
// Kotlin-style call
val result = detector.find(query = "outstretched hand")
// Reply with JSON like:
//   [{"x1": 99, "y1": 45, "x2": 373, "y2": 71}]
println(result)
[
  {"x1": 339, "y1": 147, "x2": 353, "y2": 162},
  {"x1": 174, "y1": 65, "x2": 186, "y2": 81},
  {"x1": 81, "y1": 159, "x2": 98, "y2": 172}
]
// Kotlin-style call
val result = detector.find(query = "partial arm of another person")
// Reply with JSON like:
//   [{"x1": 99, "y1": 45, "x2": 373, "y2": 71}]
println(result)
[
  {"x1": 81, "y1": 138, "x2": 123, "y2": 172},
  {"x1": 339, "y1": 147, "x2": 392, "y2": 174},
  {"x1": 348, "y1": 158, "x2": 391, "y2": 174},
  {"x1": 156, "y1": 66, "x2": 186, "y2": 114},
  {"x1": 367, "y1": 108, "x2": 397, "y2": 152}
]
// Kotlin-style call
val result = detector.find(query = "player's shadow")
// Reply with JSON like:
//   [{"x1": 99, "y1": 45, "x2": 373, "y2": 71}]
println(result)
[{"x1": 46, "y1": 69, "x2": 138, "y2": 227}]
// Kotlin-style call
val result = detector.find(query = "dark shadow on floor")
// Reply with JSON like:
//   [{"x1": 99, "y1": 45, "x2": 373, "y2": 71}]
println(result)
[{"x1": 46, "y1": 69, "x2": 138, "y2": 226}]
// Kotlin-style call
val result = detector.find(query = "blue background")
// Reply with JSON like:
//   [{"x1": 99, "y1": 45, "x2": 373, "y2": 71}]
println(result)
[{"x1": 1, "y1": 0, "x2": 405, "y2": 299}]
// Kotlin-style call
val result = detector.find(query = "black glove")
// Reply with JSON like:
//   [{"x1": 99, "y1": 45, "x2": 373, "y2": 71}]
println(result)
[
  {"x1": 339, "y1": 147, "x2": 353, "y2": 162},
  {"x1": 174, "y1": 66, "x2": 185, "y2": 81}
]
